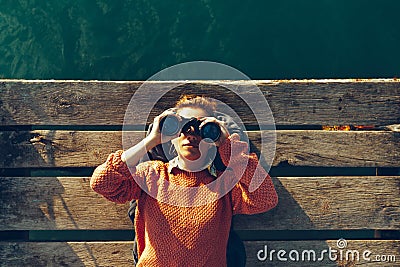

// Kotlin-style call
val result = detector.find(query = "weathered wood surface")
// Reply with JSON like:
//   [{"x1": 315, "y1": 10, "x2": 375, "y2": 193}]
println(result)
[
  {"x1": 1, "y1": 130, "x2": 399, "y2": 168},
  {"x1": 234, "y1": 176, "x2": 400, "y2": 230},
  {"x1": 1, "y1": 80, "x2": 399, "y2": 126},
  {"x1": 0, "y1": 242, "x2": 134, "y2": 267},
  {"x1": 1, "y1": 177, "x2": 399, "y2": 230},
  {"x1": 0, "y1": 177, "x2": 132, "y2": 230},
  {"x1": 0, "y1": 240, "x2": 399, "y2": 266},
  {"x1": 1, "y1": 79, "x2": 399, "y2": 266}
]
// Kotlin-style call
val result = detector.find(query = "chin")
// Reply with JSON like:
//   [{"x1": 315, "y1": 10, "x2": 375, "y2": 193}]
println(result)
[
  {"x1": 182, "y1": 154, "x2": 201, "y2": 161},
  {"x1": 180, "y1": 148, "x2": 201, "y2": 161}
]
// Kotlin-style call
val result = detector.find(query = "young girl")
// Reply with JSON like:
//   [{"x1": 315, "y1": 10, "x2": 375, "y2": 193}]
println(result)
[{"x1": 91, "y1": 95, "x2": 278, "y2": 266}]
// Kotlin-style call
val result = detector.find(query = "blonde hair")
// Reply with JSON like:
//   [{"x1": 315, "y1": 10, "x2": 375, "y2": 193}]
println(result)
[{"x1": 174, "y1": 95, "x2": 216, "y2": 116}]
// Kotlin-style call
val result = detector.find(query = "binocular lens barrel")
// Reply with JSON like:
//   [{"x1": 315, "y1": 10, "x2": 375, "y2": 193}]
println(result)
[
  {"x1": 159, "y1": 115, "x2": 181, "y2": 136},
  {"x1": 200, "y1": 122, "x2": 221, "y2": 142},
  {"x1": 159, "y1": 114, "x2": 221, "y2": 142}
]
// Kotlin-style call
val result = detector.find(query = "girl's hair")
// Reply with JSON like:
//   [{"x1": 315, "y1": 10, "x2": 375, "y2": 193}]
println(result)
[
  {"x1": 174, "y1": 95, "x2": 216, "y2": 116},
  {"x1": 173, "y1": 95, "x2": 225, "y2": 171}
]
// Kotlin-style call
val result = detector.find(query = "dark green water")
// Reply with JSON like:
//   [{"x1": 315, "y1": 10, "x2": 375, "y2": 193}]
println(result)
[{"x1": 1, "y1": 0, "x2": 399, "y2": 80}]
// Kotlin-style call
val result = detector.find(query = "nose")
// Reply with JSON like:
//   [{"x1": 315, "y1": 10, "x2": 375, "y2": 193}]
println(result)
[
  {"x1": 184, "y1": 126, "x2": 200, "y2": 139},
  {"x1": 186, "y1": 134, "x2": 199, "y2": 142}
]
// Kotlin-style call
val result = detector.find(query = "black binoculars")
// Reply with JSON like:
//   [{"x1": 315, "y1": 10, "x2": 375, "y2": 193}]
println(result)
[{"x1": 159, "y1": 114, "x2": 221, "y2": 142}]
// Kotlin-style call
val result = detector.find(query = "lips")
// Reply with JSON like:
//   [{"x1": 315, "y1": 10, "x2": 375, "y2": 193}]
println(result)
[{"x1": 183, "y1": 142, "x2": 199, "y2": 148}]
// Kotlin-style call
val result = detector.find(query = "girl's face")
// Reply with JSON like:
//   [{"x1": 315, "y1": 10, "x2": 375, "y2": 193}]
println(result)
[{"x1": 173, "y1": 107, "x2": 210, "y2": 162}]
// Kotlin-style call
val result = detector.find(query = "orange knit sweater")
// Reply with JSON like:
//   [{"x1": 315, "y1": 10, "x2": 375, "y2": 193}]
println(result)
[{"x1": 91, "y1": 134, "x2": 278, "y2": 267}]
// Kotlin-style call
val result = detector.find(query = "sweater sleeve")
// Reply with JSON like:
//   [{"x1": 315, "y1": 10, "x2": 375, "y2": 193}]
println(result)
[
  {"x1": 90, "y1": 150, "x2": 145, "y2": 204},
  {"x1": 218, "y1": 134, "x2": 278, "y2": 215}
]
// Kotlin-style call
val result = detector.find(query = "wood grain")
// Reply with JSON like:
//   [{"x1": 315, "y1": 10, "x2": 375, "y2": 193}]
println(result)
[
  {"x1": 234, "y1": 176, "x2": 400, "y2": 230},
  {"x1": 0, "y1": 177, "x2": 133, "y2": 230},
  {"x1": 0, "y1": 80, "x2": 399, "y2": 126},
  {"x1": 0, "y1": 79, "x2": 399, "y2": 266},
  {"x1": 0, "y1": 240, "x2": 398, "y2": 266},
  {"x1": 1, "y1": 177, "x2": 399, "y2": 230},
  {"x1": 0, "y1": 242, "x2": 134, "y2": 267},
  {"x1": 1, "y1": 130, "x2": 398, "y2": 168}
]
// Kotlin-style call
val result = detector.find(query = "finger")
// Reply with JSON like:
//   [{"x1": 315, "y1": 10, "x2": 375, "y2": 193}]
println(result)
[
  {"x1": 154, "y1": 110, "x2": 179, "y2": 129},
  {"x1": 218, "y1": 123, "x2": 230, "y2": 141},
  {"x1": 151, "y1": 117, "x2": 161, "y2": 132},
  {"x1": 199, "y1": 117, "x2": 221, "y2": 129}
]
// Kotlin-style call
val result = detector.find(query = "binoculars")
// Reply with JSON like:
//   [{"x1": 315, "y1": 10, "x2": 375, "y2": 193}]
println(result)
[{"x1": 159, "y1": 114, "x2": 221, "y2": 142}]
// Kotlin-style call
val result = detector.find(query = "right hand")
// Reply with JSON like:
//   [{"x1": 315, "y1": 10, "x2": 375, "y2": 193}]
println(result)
[{"x1": 145, "y1": 109, "x2": 181, "y2": 147}]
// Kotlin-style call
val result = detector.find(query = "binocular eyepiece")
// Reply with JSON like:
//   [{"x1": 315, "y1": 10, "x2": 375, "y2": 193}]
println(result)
[{"x1": 159, "y1": 114, "x2": 221, "y2": 142}]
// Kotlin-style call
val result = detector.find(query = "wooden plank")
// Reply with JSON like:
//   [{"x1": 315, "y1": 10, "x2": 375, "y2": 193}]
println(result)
[
  {"x1": 0, "y1": 79, "x2": 399, "y2": 126},
  {"x1": 0, "y1": 240, "x2": 398, "y2": 266},
  {"x1": 0, "y1": 242, "x2": 134, "y2": 266},
  {"x1": 0, "y1": 177, "x2": 133, "y2": 230},
  {"x1": 260, "y1": 130, "x2": 400, "y2": 168},
  {"x1": 1, "y1": 177, "x2": 399, "y2": 230},
  {"x1": 234, "y1": 176, "x2": 400, "y2": 230},
  {"x1": 1, "y1": 130, "x2": 398, "y2": 168}
]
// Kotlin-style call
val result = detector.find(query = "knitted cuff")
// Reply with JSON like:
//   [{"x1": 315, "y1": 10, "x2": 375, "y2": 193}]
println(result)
[{"x1": 218, "y1": 133, "x2": 248, "y2": 166}]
